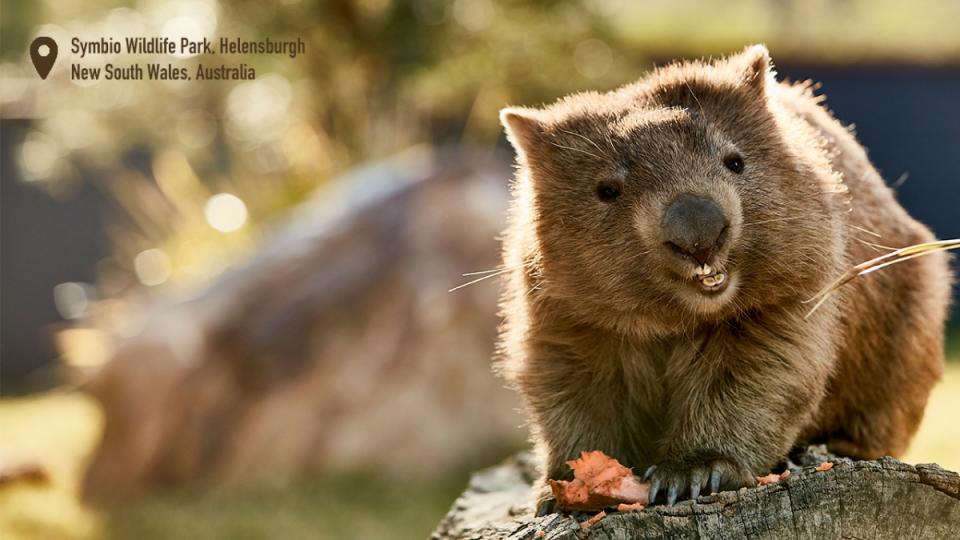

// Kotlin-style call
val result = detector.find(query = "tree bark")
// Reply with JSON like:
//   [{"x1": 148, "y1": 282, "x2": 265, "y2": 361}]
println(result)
[{"x1": 433, "y1": 448, "x2": 960, "y2": 539}]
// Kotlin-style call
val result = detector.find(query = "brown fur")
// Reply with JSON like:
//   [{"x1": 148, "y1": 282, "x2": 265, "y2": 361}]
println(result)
[{"x1": 497, "y1": 45, "x2": 952, "y2": 509}]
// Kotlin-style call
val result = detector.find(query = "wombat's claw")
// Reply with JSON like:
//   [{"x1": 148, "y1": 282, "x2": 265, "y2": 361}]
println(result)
[
  {"x1": 535, "y1": 496, "x2": 558, "y2": 517},
  {"x1": 709, "y1": 467, "x2": 722, "y2": 495},
  {"x1": 689, "y1": 469, "x2": 703, "y2": 500},
  {"x1": 666, "y1": 479, "x2": 680, "y2": 506},
  {"x1": 647, "y1": 477, "x2": 660, "y2": 505},
  {"x1": 645, "y1": 457, "x2": 754, "y2": 506}
]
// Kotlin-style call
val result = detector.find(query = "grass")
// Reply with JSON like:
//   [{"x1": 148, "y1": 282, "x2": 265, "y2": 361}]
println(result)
[
  {"x1": 903, "y1": 360, "x2": 960, "y2": 468},
  {"x1": 100, "y1": 472, "x2": 468, "y2": 540},
  {"x1": 0, "y1": 393, "x2": 101, "y2": 540},
  {"x1": 2, "y1": 361, "x2": 959, "y2": 540},
  {"x1": 803, "y1": 240, "x2": 960, "y2": 319},
  {"x1": 0, "y1": 393, "x2": 473, "y2": 540}
]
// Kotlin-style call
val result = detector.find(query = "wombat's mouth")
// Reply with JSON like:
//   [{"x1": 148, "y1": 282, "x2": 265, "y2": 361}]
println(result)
[{"x1": 693, "y1": 264, "x2": 729, "y2": 293}]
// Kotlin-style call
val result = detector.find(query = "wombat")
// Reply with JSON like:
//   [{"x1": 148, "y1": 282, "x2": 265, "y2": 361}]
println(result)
[{"x1": 496, "y1": 45, "x2": 952, "y2": 512}]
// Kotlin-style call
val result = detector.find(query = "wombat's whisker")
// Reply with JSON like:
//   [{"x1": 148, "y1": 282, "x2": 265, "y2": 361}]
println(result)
[
  {"x1": 803, "y1": 239, "x2": 960, "y2": 319},
  {"x1": 891, "y1": 172, "x2": 909, "y2": 189},
  {"x1": 854, "y1": 237, "x2": 897, "y2": 252},
  {"x1": 451, "y1": 261, "x2": 535, "y2": 292},
  {"x1": 448, "y1": 269, "x2": 512, "y2": 292},
  {"x1": 548, "y1": 141, "x2": 604, "y2": 161},
  {"x1": 462, "y1": 268, "x2": 509, "y2": 276},
  {"x1": 461, "y1": 260, "x2": 534, "y2": 277},
  {"x1": 603, "y1": 131, "x2": 617, "y2": 155},
  {"x1": 848, "y1": 224, "x2": 882, "y2": 238},
  {"x1": 741, "y1": 216, "x2": 810, "y2": 227},
  {"x1": 559, "y1": 129, "x2": 607, "y2": 156},
  {"x1": 625, "y1": 246, "x2": 654, "y2": 259},
  {"x1": 683, "y1": 81, "x2": 704, "y2": 113}
]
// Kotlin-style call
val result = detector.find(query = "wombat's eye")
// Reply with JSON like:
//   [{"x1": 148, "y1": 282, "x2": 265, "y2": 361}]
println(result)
[
  {"x1": 596, "y1": 180, "x2": 622, "y2": 202},
  {"x1": 723, "y1": 153, "x2": 745, "y2": 174}
]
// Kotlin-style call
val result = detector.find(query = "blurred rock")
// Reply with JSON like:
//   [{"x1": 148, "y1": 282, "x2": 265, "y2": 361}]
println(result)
[{"x1": 82, "y1": 146, "x2": 524, "y2": 499}]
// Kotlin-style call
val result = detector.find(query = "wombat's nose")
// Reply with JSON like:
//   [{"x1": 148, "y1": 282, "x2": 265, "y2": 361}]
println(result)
[{"x1": 661, "y1": 193, "x2": 728, "y2": 264}]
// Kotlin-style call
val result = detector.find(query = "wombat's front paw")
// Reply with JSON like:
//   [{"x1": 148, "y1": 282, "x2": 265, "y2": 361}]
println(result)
[{"x1": 644, "y1": 456, "x2": 756, "y2": 506}]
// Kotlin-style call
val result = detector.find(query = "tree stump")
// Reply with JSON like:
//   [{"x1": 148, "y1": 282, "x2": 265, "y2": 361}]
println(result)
[{"x1": 433, "y1": 448, "x2": 960, "y2": 539}]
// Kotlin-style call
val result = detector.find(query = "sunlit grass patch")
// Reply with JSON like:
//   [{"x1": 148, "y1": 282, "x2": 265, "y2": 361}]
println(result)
[
  {"x1": 904, "y1": 361, "x2": 960, "y2": 471},
  {"x1": 0, "y1": 392, "x2": 102, "y2": 540}
]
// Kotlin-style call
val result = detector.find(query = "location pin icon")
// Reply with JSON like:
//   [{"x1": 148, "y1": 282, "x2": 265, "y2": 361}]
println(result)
[{"x1": 30, "y1": 36, "x2": 58, "y2": 79}]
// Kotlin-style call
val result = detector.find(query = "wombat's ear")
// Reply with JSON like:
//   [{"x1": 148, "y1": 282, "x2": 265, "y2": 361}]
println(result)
[
  {"x1": 500, "y1": 107, "x2": 544, "y2": 159},
  {"x1": 731, "y1": 44, "x2": 773, "y2": 95}
]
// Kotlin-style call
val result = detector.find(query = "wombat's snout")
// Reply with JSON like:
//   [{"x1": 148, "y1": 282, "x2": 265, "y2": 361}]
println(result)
[{"x1": 661, "y1": 193, "x2": 729, "y2": 265}]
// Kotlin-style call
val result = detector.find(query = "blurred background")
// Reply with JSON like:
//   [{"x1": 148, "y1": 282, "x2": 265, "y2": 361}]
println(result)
[{"x1": 1, "y1": 1, "x2": 959, "y2": 539}]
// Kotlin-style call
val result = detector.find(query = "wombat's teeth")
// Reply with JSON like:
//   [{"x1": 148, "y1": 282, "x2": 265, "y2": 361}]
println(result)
[
  {"x1": 696, "y1": 264, "x2": 712, "y2": 276},
  {"x1": 698, "y1": 271, "x2": 727, "y2": 289}
]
